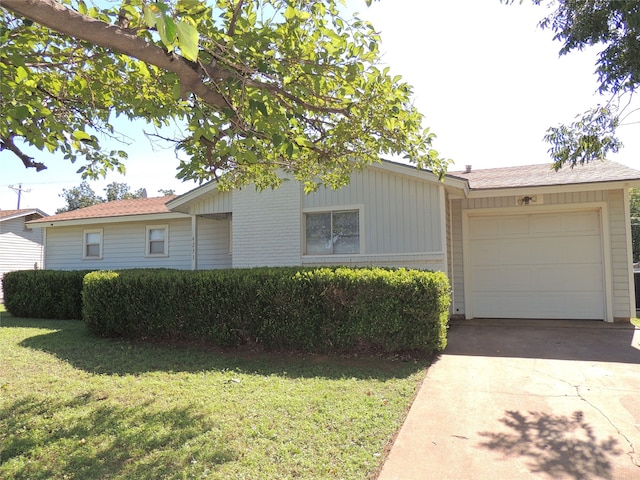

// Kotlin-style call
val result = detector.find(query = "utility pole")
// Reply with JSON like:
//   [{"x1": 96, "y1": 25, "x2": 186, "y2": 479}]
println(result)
[{"x1": 8, "y1": 184, "x2": 31, "y2": 209}]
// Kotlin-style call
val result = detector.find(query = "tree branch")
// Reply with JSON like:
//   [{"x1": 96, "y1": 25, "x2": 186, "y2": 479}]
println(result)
[
  {"x1": 0, "y1": 135, "x2": 47, "y2": 171},
  {"x1": 227, "y1": 0, "x2": 245, "y2": 37},
  {"x1": 2, "y1": 0, "x2": 228, "y2": 109}
]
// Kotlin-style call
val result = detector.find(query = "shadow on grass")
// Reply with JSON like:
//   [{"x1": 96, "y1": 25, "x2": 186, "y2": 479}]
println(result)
[
  {"x1": 478, "y1": 410, "x2": 622, "y2": 480},
  {"x1": 7, "y1": 317, "x2": 429, "y2": 380},
  {"x1": 0, "y1": 394, "x2": 236, "y2": 480}
]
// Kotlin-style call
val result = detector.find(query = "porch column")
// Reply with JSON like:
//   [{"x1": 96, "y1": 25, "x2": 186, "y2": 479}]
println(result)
[{"x1": 191, "y1": 215, "x2": 198, "y2": 270}]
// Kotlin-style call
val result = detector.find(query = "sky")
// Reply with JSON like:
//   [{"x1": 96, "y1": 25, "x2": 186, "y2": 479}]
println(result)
[{"x1": 1, "y1": 0, "x2": 639, "y2": 212}]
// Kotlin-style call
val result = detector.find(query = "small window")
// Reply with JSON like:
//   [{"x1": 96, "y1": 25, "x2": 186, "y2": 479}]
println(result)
[
  {"x1": 146, "y1": 225, "x2": 168, "y2": 256},
  {"x1": 305, "y1": 210, "x2": 360, "y2": 255},
  {"x1": 83, "y1": 229, "x2": 103, "y2": 259}
]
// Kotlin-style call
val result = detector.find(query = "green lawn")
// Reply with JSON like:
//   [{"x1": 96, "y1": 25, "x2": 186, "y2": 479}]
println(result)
[{"x1": 0, "y1": 309, "x2": 430, "y2": 479}]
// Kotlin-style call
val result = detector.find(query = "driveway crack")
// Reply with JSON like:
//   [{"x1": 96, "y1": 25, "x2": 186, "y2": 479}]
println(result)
[
  {"x1": 574, "y1": 384, "x2": 640, "y2": 469},
  {"x1": 530, "y1": 367, "x2": 639, "y2": 469}
]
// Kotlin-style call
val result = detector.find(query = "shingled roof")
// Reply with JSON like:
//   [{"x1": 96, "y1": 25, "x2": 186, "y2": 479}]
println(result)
[
  {"x1": 447, "y1": 160, "x2": 640, "y2": 190},
  {"x1": 28, "y1": 196, "x2": 177, "y2": 224},
  {"x1": 0, "y1": 208, "x2": 48, "y2": 222}
]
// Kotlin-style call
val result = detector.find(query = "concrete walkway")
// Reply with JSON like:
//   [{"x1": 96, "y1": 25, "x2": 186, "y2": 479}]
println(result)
[{"x1": 378, "y1": 320, "x2": 640, "y2": 480}]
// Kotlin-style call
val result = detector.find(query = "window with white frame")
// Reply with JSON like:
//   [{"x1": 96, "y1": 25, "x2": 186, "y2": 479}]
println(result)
[
  {"x1": 83, "y1": 229, "x2": 103, "y2": 259},
  {"x1": 146, "y1": 225, "x2": 168, "y2": 256},
  {"x1": 305, "y1": 210, "x2": 360, "y2": 255}
]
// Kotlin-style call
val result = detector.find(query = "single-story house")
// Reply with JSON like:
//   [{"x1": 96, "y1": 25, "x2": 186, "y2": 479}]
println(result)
[
  {"x1": 1, "y1": 208, "x2": 48, "y2": 301},
  {"x1": 28, "y1": 159, "x2": 640, "y2": 322}
]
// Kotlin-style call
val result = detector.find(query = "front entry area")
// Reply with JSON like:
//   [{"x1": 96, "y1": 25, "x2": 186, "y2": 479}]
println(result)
[{"x1": 465, "y1": 209, "x2": 606, "y2": 319}]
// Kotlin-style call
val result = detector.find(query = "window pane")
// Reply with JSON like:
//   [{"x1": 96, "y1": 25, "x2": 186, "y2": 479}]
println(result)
[
  {"x1": 149, "y1": 241, "x2": 165, "y2": 254},
  {"x1": 86, "y1": 244, "x2": 100, "y2": 257},
  {"x1": 306, "y1": 213, "x2": 331, "y2": 255},
  {"x1": 149, "y1": 228, "x2": 165, "y2": 241},
  {"x1": 332, "y1": 211, "x2": 359, "y2": 254},
  {"x1": 86, "y1": 232, "x2": 100, "y2": 244}
]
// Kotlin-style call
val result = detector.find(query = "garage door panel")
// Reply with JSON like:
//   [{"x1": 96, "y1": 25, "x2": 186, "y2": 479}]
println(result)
[
  {"x1": 469, "y1": 217, "x2": 500, "y2": 239},
  {"x1": 500, "y1": 216, "x2": 530, "y2": 236},
  {"x1": 468, "y1": 210, "x2": 604, "y2": 320},
  {"x1": 471, "y1": 266, "x2": 504, "y2": 291},
  {"x1": 473, "y1": 291, "x2": 603, "y2": 319},
  {"x1": 532, "y1": 264, "x2": 603, "y2": 291},
  {"x1": 471, "y1": 239, "x2": 502, "y2": 265},
  {"x1": 563, "y1": 235, "x2": 602, "y2": 263},
  {"x1": 536, "y1": 293, "x2": 603, "y2": 319},
  {"x1": 499, "y1": 238, "x2": 532, "y2": 264},
  {"x1": 529, "y1": 237, "x2": 565, "y2": 264},
  {"x1": 565, "y1": 211, "x2": 600, "y2": 233},
  {"x1": 530, "y1": 214, "x2": 564, "y2": 235}
]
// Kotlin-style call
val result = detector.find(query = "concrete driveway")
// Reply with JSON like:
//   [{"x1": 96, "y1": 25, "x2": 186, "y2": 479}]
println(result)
[{"x1": 378, "y1": 319, "x2": 640, "y2": 480}]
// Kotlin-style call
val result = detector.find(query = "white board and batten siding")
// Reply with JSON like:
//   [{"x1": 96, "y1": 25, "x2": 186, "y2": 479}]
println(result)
[
  {"x1": 302, "y1": 167, "x2": 447, "y2": 271},
  {"x1": 196, "y1": 216, "x2": 232, "y2": 269},
  {"x1": 450, "y1": 189, "x2": 634, "y2": 321},
  {"x1": 44, "y1": 218, "x2": 193, "y2": 270},
  {"x1": 0, "y1": 216, "x2": 45, "y2": 301}
]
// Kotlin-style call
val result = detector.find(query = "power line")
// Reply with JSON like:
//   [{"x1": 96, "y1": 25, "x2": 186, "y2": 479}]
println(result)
[{"x1": 8, "y1": 184, "x2": 31, "y2": 209}]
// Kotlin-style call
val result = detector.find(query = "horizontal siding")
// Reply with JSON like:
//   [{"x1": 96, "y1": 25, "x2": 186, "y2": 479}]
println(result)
[
  {"x1": 303, "y1": 167, "x2": 442, "y2": 254},
  {"x1": 449, "y1": 199, "x2": 464, "y2": 315},
  {"x1": 196, "y1": 216, "x2": 232, "y2": 269},
  {"x1": 606, "y1": 190, "x2": 632, "y2": 318},
  {"x1": 45, "y1": 218, "x2": 192, "y2": 270},
  {"x1": 0, "y1": 217, "x2": 45, "y2": 300},
  {"x1": 232, "y1": 179, "x2": 302, "y2": 267}
]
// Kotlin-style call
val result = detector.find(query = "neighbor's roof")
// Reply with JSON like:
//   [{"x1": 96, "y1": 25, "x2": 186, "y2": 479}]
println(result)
[
  {"x1": 28, "y1": 196, "x2": 177, "y2": 224},
  {"x1": 447, "y1": 160, "x2": 640, "y2": 190},
  {"x1": 0, "y1": 208, "x2": 48, "y2": 222}
]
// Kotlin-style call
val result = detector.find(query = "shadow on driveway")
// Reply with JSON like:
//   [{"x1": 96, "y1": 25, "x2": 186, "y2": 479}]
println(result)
[
  {"x1": 378, "y1": 319, "x2": 640, "y2": 480},
  {"x1": 478, "y1": 409, "x2": 623, "y2": 480},
  {"x1": 446, "y1": 319, "x2": 640, "y2": 364}
]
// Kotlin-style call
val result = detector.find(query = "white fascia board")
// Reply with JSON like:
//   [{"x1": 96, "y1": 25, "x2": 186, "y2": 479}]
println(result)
[
  {"x1": 467, "y1": 180, "x2": 640, "y2": 199},
  {"x1": 0, "y1": 209, "x2": 48, "y2": 223},
  {"x1": 27, "y1": 212, "x2": 190, "y2": 229},
  {"x1": 373, "y1": 161, "x2": 470, "y2": 194}
]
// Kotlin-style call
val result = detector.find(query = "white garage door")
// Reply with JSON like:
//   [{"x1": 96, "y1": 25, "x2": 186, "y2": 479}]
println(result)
[{"x1": 468, "y1": 210, "x2": 605, "y2": 319}]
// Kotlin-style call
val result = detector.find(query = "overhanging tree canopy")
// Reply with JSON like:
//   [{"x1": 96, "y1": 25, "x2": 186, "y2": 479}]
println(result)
[
  {"x1": 523, "y1": 0, "x2": 640, "y2": 169},
  {"x1": 0, "y1": 0, "x2": 447, "y2": 191}
]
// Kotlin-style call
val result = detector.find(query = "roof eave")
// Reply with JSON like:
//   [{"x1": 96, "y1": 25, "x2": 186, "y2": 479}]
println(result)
[
  {"x1": 27, "y1": 211, "x2": 189, "y2": 228},
  {"x1": 466, "y1": 179, "x2": 640, "y2": 198},
  {"x1": 166, "y1": 181, "x2": 220, "y2": 212},
  {"x1": 0, "y1": 209, "x2": 48, "y2": 223}
]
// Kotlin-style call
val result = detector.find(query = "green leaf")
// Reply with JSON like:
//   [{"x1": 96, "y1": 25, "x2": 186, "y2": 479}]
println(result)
[
  {"x1": 157, "y1": 15, "x2": 177, "y2": 47},
  {"x1": 14, "y1": 105, "x2": 30, "y2": 120},
  {"x1": 72, "y1": 130, "x2": 92, "y2": 141},
  {"x1": 177, "y1": 0, "x2": 201, "y2": 7},
  {"x1": 244, "y1": 150, "x2": 258, "y2": 164},
  {"x1": 171, "y1": 82, "x2": 182, "y2": 100},
  {"x1": 176, "y1": 21, "x2": 198, "y2": 61},
  {"x1": 15, "y1": 66, "x2": 28, "y2": 82},
  {"x1": 142, "y1": 6, "x2": 156, "y2": 28},
  {"x1": 283, "y1": 6, "x2": 296, "y2": 20}
]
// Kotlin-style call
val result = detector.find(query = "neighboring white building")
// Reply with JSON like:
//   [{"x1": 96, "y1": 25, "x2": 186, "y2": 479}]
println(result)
[
  {"x1": 28, "y1": 160, "x2": 640, "y2": 322},
  {"x1": 0, "y1": 208, "x2": 48, "y2": 301}
]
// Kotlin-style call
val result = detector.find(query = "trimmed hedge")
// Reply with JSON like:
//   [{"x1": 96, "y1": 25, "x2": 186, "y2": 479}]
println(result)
[
  {"x1": 83, "y1": 267, "x2": 451, "y2": 354},
  {"x1": 2, "y1": 270, "x2": 91, "y2": 320}
]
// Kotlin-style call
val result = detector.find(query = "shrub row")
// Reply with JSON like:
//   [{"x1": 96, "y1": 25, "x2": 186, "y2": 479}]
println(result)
[
  {"x1": 2, "y1": 270, "x2": 90, "y2": 320},
  {"x1": 83, "y1": 267, "x2": 451, "y2": 354}
]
